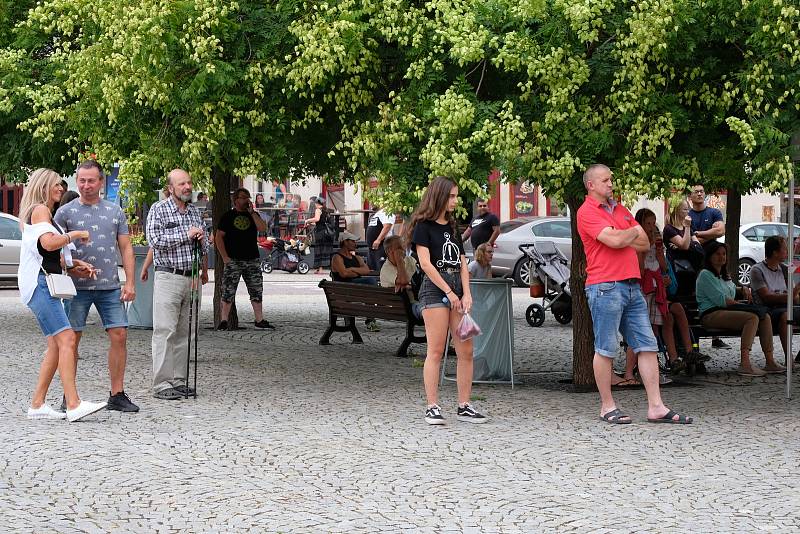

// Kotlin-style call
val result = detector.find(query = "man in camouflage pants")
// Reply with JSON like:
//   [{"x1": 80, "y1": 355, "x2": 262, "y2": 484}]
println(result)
[{"x1": 215, "y1": 188, "x2": 273, "y2": 330}]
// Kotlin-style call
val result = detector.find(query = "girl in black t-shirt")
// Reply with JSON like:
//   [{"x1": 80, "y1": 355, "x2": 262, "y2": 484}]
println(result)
[{"x1": 407, "y1": 176, "x2": 486, "y2": 425}]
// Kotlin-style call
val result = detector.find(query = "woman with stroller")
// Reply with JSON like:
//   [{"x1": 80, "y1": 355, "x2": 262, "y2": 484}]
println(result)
[
  {"x1": 307, "y1": 196, "x2": 333, "y2": 274},
  {"x1": 696, "y1": 241, "x2": 785, "y2": 376},
  {"x1": 18, "y1": 168, "x2": 107, "y2": 422},
  {"x1": 407, "y1": 176, "x2": 486, "y2": 425}
]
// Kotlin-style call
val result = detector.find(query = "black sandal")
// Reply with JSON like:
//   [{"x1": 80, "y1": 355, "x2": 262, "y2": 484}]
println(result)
[
  {"x1": 600, "y1": 408, "x2": 632, "y2": 424},
  {"x1": 647, "y1": 410, "x2": 693, "y2": 424}
]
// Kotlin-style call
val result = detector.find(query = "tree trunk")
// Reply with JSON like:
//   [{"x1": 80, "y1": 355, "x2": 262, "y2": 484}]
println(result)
[
  {"x1": 211, "y1": 168, "x2": 239, "y2": 329},
  {"x1": 724, "y1": 184, "x2": 742, "y2": 284},
  {"x1": 566, "y1": 193, "x2": 595, "y2": 388}
]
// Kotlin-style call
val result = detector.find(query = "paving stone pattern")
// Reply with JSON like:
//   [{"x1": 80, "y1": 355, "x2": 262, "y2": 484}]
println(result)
[{"x1": 1, "y1": 273, "x2": 799, "y2": 532}]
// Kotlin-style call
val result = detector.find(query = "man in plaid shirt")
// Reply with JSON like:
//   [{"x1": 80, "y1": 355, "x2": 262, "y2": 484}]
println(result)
[{"x1": 146, "y1": 169, "x2": 209, "y2": 400}]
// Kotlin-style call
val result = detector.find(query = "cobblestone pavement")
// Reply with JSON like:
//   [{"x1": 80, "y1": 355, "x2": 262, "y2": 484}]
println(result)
[{"x1": 1, "y1": 272, "x2": 799, "y2": 533}]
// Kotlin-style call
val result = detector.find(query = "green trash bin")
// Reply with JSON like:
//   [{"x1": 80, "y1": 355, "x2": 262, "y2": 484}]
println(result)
[{"x1": 127, "y1": 247, "x2": 153, "y2": 329}]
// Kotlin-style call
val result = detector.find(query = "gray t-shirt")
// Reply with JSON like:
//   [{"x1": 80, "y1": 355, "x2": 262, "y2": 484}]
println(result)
[
  {"x1": 749, "y1": 261, "x2": 786, "y2": 306},
  {"x1": 468, "y1": 260, "x2": 492, "y2": 280},
  {"x1": 54, "y1": 199, "x2": 129, "y2": 290}
]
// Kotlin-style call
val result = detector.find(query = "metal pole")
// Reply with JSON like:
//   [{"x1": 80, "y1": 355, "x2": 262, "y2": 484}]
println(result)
[
  {"x1": 193, "y1": 240, "x2": 201, "y2": 398},
  {"x1": 787, "y1": 175, "x2": 794, "y2": 400},
  {"x1": 788, "y1": 132, "x2": 800, "y2": 399}
]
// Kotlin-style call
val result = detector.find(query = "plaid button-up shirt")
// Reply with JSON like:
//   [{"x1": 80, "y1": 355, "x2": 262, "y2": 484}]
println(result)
[{"x1": 146, "y1": 197, "x2": 208, "y2": 270}]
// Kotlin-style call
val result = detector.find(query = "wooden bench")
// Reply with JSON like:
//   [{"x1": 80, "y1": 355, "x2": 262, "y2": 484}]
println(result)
[
  {"x1": 677, "y1": 297, "x2": 800, "y2": 341},
  {"x1": 318, "y1": 280, "x2": 425, "y2": 357}
]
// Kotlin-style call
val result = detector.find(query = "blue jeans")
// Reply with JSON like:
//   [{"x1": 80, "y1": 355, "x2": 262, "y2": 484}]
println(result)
[
  {"x1": 27, "y1": 274, "x2": 72, "y2": 337},
  {"x1": 585, "y1": 279, "x2": 658, "y2": 358},
  {"x1": 68, "y1": 289, "x2": 128, "y2": 331}
]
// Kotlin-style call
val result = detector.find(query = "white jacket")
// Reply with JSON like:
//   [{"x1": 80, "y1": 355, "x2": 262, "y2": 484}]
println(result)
[{"x1": 18, "y1": 222, "x2": 68, "y2": 305}]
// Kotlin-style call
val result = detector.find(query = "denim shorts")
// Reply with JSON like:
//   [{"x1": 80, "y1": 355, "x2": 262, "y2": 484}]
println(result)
[
  {"x1": 419, "y1": 272, "x2": 463, "y2": 310},
  {"x1": 68, "y1": 288, "x2": 128, "y2": 331},
  {"x1": 585, "y1": 279, "x2": 658, "y2": 358},
  {"x1": 27, "y1": 274, "x2": 72, "y2": 338}
]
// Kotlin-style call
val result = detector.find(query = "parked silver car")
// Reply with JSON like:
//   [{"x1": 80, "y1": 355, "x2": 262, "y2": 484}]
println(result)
[
  {"x1": 465, "y1": 216, "x2": 572, "y2": 286},
  {"x1": 720, "y1": 222, "x2": 800, "y2": 285},
  {"x1": 0, "y1": 212, "x2": 22, "y2": 283}
]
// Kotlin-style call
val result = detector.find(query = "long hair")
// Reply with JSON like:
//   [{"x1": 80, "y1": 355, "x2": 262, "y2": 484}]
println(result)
[
  {"x1": 668, "y1": 199, "x2": 688, "y2": 227},
  {"x1": 703, "y1": 240, "x2": 730, "y2": 280},
  {"x1": 475, "y1": 243, "x2": 492, "y2": 266},
  {"x1": 405, "y1": 176, "x2": 457, "y2": 244},
  {"x1": 634, "y1": 208, "x2": 656, "y2": 226},
  {"x1": 18, "y1": 168, "x2": 62, "y2": 228}
]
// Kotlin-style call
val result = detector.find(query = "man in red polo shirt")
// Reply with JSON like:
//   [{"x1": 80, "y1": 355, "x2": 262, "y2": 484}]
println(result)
[{"x1": 577, "y1": 164, "x2": 693, "y2": 425}]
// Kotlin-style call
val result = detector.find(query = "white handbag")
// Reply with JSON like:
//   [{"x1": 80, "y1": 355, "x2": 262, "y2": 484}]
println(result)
[{"x1": 43, "y1": 269, "x2": 77, "y2": 299}]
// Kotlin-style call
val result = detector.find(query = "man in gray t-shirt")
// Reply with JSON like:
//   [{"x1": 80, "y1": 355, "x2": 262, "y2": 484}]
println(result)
[
  {"x1": 749, "y1": 236, "x2": 800, "y2": 365},
  {"x1": 53, "y1": 160, "x2": 139, "y2": 412}
]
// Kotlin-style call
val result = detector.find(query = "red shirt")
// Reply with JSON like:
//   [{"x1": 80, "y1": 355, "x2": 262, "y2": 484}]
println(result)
[{"x1": 576, "y1": 196, "x2": 641, "y2": 285}]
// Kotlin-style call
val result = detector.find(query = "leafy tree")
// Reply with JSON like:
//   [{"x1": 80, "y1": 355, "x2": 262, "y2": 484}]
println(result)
[
  {"x1": 3, "y1": 0, "x2": 797, "y2": 383},
  {"x1": 282, "y1": 0, "x2": 799, "y2": 384}
]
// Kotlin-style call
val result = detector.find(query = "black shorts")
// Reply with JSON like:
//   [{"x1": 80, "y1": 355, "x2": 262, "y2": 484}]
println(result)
[{"x1": 418, "y1": 271, "x2": 463, "y2": 310}]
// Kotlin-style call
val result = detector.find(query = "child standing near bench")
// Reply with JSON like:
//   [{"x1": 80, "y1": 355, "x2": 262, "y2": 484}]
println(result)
[{"x1": 407, "y1": 176, "x2": 487, "y2": 425}]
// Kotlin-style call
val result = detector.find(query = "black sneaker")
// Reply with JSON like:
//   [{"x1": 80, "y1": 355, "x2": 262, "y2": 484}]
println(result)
[
  {"x1": 457, "y1": 403, "x2": 487, "y2": 424},
  {"x1": 711, "y1": 338, "x2": 731, "y2": 349},
  {"x1": 218, "y1": 320, "x2": 228, "y2": 331},
  {"x1": 425, "y1": 405, "x2": 445, "y2": 425},
  {"x1": 254, "y1": 320, "x2": 275, "y2": 329},
  {"x1": 107, "y1": 391, "x2": 139, "y2": 412}
]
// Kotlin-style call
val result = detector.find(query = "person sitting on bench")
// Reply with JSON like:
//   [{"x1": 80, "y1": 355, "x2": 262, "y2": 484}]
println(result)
[
  {"x1": 331, "y1": 231, "x2": 379, "y2": 331},
  {"x1": 749, "y1": 235, "x2": 800, "y2": 366},
  {"x1": 696, "y1": 241, "x2": 784, "y2": 377},
  {"x1": 331, "y1": 231, "x2": 375, "y2": 284},
  {"x1": 380, "y1": 235, "x2": 422, "y2": 319}
]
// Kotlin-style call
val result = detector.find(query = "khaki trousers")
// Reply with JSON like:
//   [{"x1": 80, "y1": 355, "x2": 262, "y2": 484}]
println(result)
[
  {"x1": 702, "y1": 309, "x2": 773, "y2": 355},
  {"x1": 152, "y1": 271, "x2": 198, "y2": 392}
]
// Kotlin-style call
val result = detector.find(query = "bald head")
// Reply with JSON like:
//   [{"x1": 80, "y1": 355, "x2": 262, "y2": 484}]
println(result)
[
  {"x1": 583, "y1": 164, "x2": 613, "y2": 202},
  {"x1": 167, "y1": 168, "x2": 193, "y2": 203},
  {"x1": 167, "y1": 168, "x2": 190, "y2": 185},
  {"x1": 583, "y1": 164, "x2": 611, "y2": 189}
]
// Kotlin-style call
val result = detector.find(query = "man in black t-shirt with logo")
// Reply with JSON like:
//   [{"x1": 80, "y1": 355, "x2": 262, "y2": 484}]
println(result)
[
  {"x1": 215, "y1": 188, "x2": 272, "y2": 330},
  {"x1": 462, "y1": 199, "x2": 500, "y2": 250}
]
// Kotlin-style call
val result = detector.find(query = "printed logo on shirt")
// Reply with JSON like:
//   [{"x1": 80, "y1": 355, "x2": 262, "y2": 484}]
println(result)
[
  {"x1": 233, "y1": 215, "x2": 252, "y2": 231},
  {"x1": 470, "y1": 218, "x2": 485, "y2": 228},
  {"x1": 437, "y1": 232, "x2": 461, "y2": 269}
]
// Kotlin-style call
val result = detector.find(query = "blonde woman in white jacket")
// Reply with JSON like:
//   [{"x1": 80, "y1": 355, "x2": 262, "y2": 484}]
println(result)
[{"x1": 18, "y1": 168, "x2": 106, "y2": 422}]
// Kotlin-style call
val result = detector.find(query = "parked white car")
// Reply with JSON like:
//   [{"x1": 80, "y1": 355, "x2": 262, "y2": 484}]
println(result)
[
  {"x1": 722, "y1": 222, "x2": 800, "y2": 285},
  {"x1": 0, "y1": 212, "x2": 22, "y2": 284},
  {"x1": 465, "y1": 216, "x2": 572, "y2": 286}
]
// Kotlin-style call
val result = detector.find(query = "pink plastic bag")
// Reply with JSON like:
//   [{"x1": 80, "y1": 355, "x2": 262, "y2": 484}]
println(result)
[{"x1": 455, "y1": 313, "x2": 482, "y2": 341}]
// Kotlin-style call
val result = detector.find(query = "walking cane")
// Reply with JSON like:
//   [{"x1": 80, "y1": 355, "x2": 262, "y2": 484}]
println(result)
[{"x1": 185, "y1": 237, "x2": 202, "y2": 399}]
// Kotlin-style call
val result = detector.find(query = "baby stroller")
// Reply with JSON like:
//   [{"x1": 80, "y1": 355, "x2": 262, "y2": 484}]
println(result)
[
  {"x1": 519, "y1": 241, "x2": 572, "y2": 327},
  {"x1": 259, "y1": 237, "x2": 310, "y2": 274}
]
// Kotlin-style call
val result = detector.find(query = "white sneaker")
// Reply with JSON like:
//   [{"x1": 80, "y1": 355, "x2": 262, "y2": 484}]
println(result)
[
  {"x1": 66, "y1": 401, "x2": 107, "y2": 422},
  {"x1": 27, "y1": 404, "x2": 67, "y2": 420}
]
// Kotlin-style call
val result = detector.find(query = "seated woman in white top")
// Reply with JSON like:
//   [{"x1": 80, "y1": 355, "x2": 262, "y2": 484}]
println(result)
[{"x1": 468, "y1": 243, "x2": 493, "y2": 280}]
